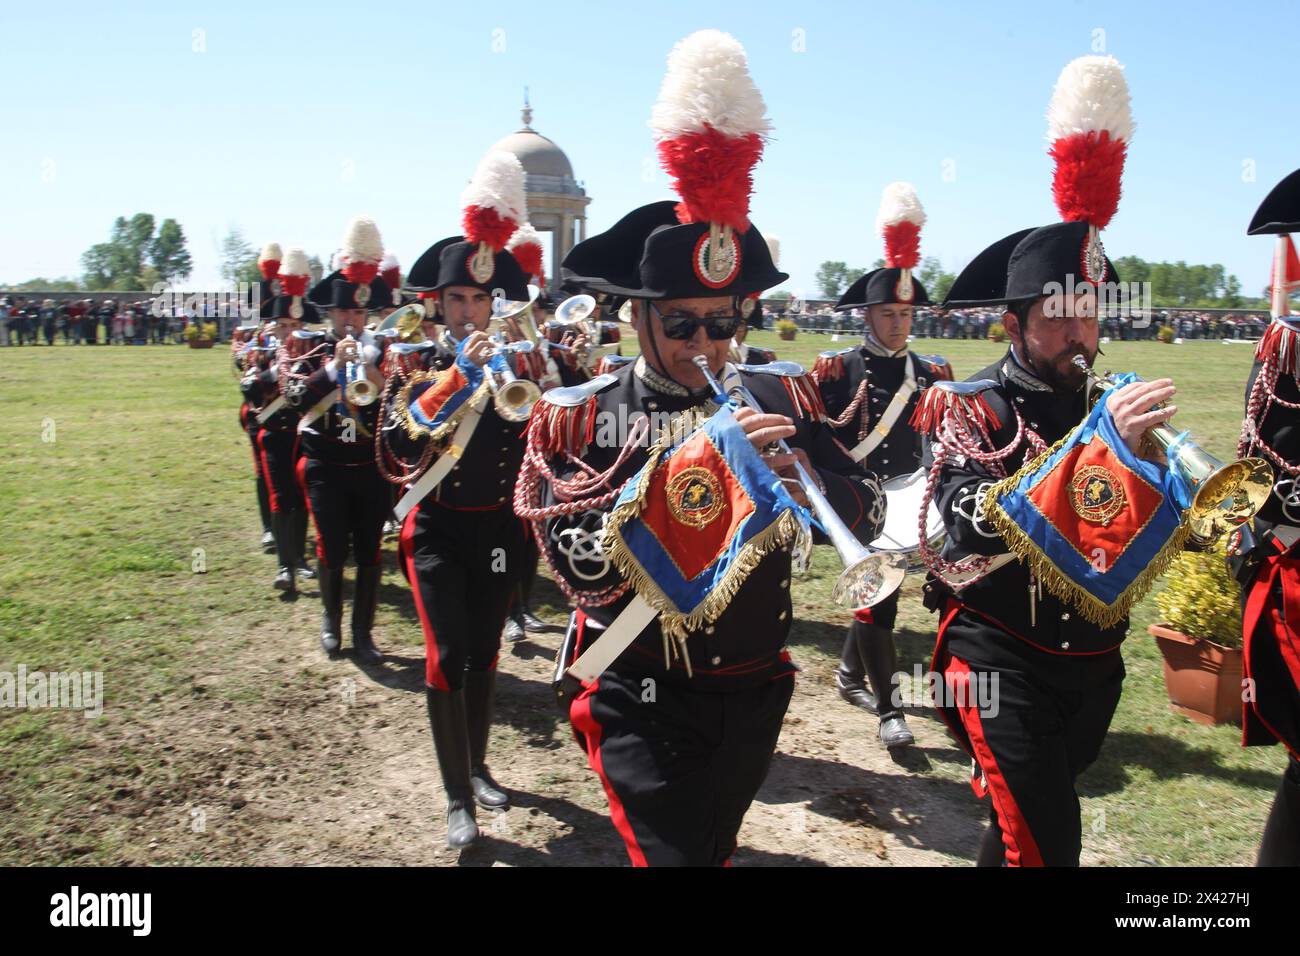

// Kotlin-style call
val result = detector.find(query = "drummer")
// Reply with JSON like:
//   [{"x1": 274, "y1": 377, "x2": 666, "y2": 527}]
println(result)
[{"x1": 811, "y1": 182, "x2": 953, "y2": 749}]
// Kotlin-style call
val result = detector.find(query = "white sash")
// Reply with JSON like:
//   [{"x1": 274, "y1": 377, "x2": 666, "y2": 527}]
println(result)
[
  {"x1": 392, "y1": 403, "x2": 486, "y2": 522},
  {"x1": 848, "y1": 358, "x2": 917, "y2": 462}
]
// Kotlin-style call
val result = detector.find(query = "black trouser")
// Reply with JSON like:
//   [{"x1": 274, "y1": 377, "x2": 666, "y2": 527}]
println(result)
[
  {"x1": 400, "y1": 501, "x2": 527, "y2": 691},
  {"x1": 298, "y1": 456, "x2": 388, "y2": 570},
  {"x1": 935, "y1": 609, "x2": 1124, "y2": 866},
  {"x1": 570, "y1": 664, "x2": 794, "y2": 866},
  {"x1": 255, "y1": 427, "x2": 303, "y2": 513}
]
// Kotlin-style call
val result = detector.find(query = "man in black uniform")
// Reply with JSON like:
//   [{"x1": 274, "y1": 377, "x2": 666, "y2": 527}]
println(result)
[
  {"x1": 815, "y1": 182, "x2": 952, "y2": 748},
  {"x1": 1236, "y1": 167, "x2": 1300, "y2": 866},
  {"x1": 516, "y1": 30, "x2": 886, "y2": 866},
  {"x1": 298, "y1": 218, "x2": 393, "y2": 663},
  {"x1": 233, "y1": 321, "x2": 275, "y2": 553},
  {"x1": 384, "y1": 153, "x2": 540, "y2": 848}
]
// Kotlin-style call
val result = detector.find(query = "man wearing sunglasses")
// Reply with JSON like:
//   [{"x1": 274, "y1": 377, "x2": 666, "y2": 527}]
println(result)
[{"x1": 520, "y1": 196, "x2": 887, "y2": 866}]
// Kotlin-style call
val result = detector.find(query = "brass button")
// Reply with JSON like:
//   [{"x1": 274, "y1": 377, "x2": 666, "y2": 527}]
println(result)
[
  {"x1": 711, "y1": 655, "x2": 722, "y2": 665},
  {"x1": 453, "y1": 481, "x2": 461, "y2": 487},
  {"x1": 1015, "y1": 396, "x2": 1024, "y2": 404},
  {"x1": 1060, "y1": 641, "x2": 1070, "y2": 650},
  {"x1": 648, "y1": 401, "x2": 658, "y2": 411},
  {"x1": 1060, "y1": 612, "x2": 1070, "y2": 621},
  {"x1": 780, "y1": 579, "x2": 790, "y2": 588},
  {"x1": 704, "y1": 625, "x2": 715, "y2": 634}
]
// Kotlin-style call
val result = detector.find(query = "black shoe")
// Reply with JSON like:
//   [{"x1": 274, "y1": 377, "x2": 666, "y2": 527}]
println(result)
[
  {"x1": 426, "y1": 688, "x2": 479, "y2": 848},
  {"x1": 521, "y1": 610, "x2": 548, "y2": 633},
  {"x1": 879, "y1": 713, "x2": 915, "y2": 749},
  {"x1": 319, "y1": 566, "x2": 344, "y2": 656},
  {"x1": 260, "y1": 530, "x2": 275, "y2": 552},
  {"x1": 465, "y1": 671, "x2": 509, "y2": 809},
  {"x1": 502, "y1": 615, "x2": 526, "y2": 645},
  {"x1": 351, "y1": 566, "x2": 382, "y2": 664},
  {"x1": 382, "y1": 518, "x2": 399, "y2": 540},
  {"x1": 836, "y1": 627, "x2": 876, "y2": 712},
  {"x1": 836, "y1": 674, "x2": 878, "y2": 713}
]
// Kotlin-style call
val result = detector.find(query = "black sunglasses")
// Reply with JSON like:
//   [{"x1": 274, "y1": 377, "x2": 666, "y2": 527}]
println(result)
[{"x1": 649, "y1": 301, "x2": 743, "y2": 341}]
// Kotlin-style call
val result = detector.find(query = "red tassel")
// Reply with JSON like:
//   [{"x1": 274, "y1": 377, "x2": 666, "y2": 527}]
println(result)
[
  {"x1": 511, "y1": 242, "x2": 545, "y2": 285},
  {"x1": 883, "y1": 221, "x2": 921, "y2": 269},
  {"x1": 1257, "y1": 320, "x2": 1300, "y2": 377},
  {"x1": 381, "y1": 267, "x2": 401, "y2": 289},
  {"x1": 812, "y1": 353, "x2": 844, "y2": 383},
  {"x1": 463, "y1": 205, "x2": 517, "y2": 251},
  {"x1": 910, "y1": 386, "x2": 1001, "y2": 438},
  {"x1": 1049, "y1": 130, "x2": 1127, "y2": 229},
  {"x1": 342, "y1": 260, "x2": 379, "y2": 286},
  {"x1": 657, "y1": 126, "x2": 763, "y2": 232},
  {"x1": 781, "y1": 374, "x2": 827, "y2": 422},
  {"x1": 278, "y1": 274, "x2": 310, "y2": 297},
  {"x1": 258, "y1": 260, "x2": 280, "y2": 282}
]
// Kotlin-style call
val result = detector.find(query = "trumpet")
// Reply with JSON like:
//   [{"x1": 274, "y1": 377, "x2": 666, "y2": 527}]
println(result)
[
  {"x1": 1072, "y1": 355, "x2": 1271, "y2": 541},
  {"x1": 692, "y1": 356, "x2": 906, "y2": 608},
  {"x1": 339, "y1": 329, "x2": 378, "y2": 407},
  {"x1": 484, "y1": 339, "x2": 541, "y2": 422}
]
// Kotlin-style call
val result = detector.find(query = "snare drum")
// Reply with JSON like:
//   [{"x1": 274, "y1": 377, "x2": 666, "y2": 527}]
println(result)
[{"x1": 871, "y1": 468, "x2": 945, "y2": 571}]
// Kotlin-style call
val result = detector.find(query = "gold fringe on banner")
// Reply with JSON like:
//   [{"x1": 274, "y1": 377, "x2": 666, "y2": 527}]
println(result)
[
  {"x1": 394, "y1": 367, "x2": 491, "y2": 444},
  {"x1": 602, "y1": 425, "x2": 800, "y2": 647},
  {"x1": 984, "y1": 434, "x2": 1192, "y2": 629}
]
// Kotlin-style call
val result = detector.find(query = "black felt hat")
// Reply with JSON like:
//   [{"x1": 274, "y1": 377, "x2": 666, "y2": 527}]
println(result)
[
  {"x1": 943, "y1": 223, "x2": 1118, "y2": 308},
  {"x1": 307, "y1": 270, "x2": 394, "y2": 311},
  {"x1": 265, "y1": 294, "x2": 321, "y2": 323},
  {"x1": 561, "y1": 202, "x2": 787, "y2": 301},
  {"x1": 836, "y1": 268, "x2": 932, "y2": 311},
  {"x1": 406, "y1": 236, "x2": 463, "y2": 292},
  {"x1": 406, "y1": 238, "x2": 531, "y2": 301},
  {"x1": 1249, "y1": 168, "x2": 1300, "y2": 235}
]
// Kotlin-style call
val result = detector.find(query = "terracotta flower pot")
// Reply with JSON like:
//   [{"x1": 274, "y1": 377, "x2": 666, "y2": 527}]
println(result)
[
  {"x1": 779, "y1": 329, "x2": 796, "y2": 341},
  {"x1": 188, "y1": 339, "x2": 216, "y2": 349},
  {"x1": 1148, "y1": 624, "x2": 1243, "y2": 726}
]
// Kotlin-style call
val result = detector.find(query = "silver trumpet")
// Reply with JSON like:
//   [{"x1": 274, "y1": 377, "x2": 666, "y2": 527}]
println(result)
[
  {"x1": 692, "y1": 356, "x2": 906, "y2": 608},
  {"x1": 342, "y1": 333, "x2": 378, "y2": 407},
  {"x1": 485, "y1": 339, "x2": 542, "y2": 422}
]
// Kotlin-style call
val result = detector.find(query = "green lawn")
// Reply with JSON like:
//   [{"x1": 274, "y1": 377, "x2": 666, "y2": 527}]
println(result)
[{"x1": 0, "y1": 332, "x2": 1287, "y2": 865}]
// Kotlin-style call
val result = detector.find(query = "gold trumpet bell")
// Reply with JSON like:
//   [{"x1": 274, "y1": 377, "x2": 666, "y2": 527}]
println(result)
[
  {"x1": 1178, "y1": 451, "x2": 1273, "y2": 541},
  {"x1": 832, "y1": 552, "x2": 908, "y2": 610}
]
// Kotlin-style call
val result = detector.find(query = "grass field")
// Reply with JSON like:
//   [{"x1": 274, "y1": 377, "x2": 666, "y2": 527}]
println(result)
[{"x1": 0, "y1": 330, "x2": 1287, "y2": 865}]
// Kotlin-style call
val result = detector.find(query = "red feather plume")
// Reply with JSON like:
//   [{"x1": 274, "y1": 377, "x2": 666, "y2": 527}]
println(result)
[
  {"x1": 657, "y1": 126, "x2": 763, "y2": 232},
  {"x1": 258, "y1": 260, "x2": 280, "y2": 282},
  {"x1": 342, "y1": 260, "x2": 379, "y2": 286},
  {"x1": 278, "y1": 273, "x2": 310, "y2": 297},
  {"x1": 883, "y1": 221, "x2": 922, "y2": 270},
  {"x1": 463, "y1": 206, "x2": 517, "y2": 252},
  {"x1": 1049, "y1": 130, "x2": 1127, "y2": 229}
]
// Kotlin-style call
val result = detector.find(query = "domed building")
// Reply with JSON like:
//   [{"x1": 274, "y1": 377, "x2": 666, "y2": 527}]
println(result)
[{"x1": 487, "y1": 96, "x2": 589, "y2": 293}]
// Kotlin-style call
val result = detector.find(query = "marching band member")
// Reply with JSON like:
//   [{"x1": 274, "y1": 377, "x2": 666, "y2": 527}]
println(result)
[
  {"x1": 382, "y1": 153, "x2": 541, "y2": 848},
  {"x1": 244, "y1": 249, "x2": 320, "y2": 594},
  {"x1": 813, "y1": 183, "x2": 952, "y2": 748},
  {"x1": 299, "y1": 218, "x2": 395, "y2": 663},
  {"x1": 1236, "y1": 167, "x2": 1300, "y2": 866},
  {"x1": 233, "y1": 320, "x2": 275, "y2": 553},
  {"x1": 516, "y1": 30, "x2": 886, "y2": 866},
  {"x1": 916, "y1": 57, "x2": 1194, "y2": 866}
]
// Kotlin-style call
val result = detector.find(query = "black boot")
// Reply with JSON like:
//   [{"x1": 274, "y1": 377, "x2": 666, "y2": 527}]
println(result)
[
  {"x1": 465, "y1": 670, "x2": 509, "y2": 809},
  {"x1": 836, "y1": 623, "x2": 877, "y2": 712},
  {"x1": 426, "y1": 687, "x2": 479, "y2": 848},
  {"x1": 977, "y1": 808, "x2": 1006, "y2": 867},
  {"x1": 351, "y1": 565, "x2": 383, "y2": 664},
  {"x1": 271, "y1": 512, "x2": 296, "y2": 594},
  {"x1": 292, "y1": 509, "x2": 315, "y2": 580},
  {"x1": 318, "y1": 565, "x2": 344, "y2": 656},
  {"x1": 1258, "y1": 758, "x2": 1300, "y2": 866},
  {"x1": 861, "y1": 624, "x2": 914, "y2": 748},
  {"x1": 257, "y1": 473, "x2": 274, "y2": 552}
]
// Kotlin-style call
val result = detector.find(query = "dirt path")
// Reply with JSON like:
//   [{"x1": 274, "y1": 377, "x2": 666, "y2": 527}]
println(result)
[{"x1": 39, "y1": 558, "x2": 995, "y2": 867}]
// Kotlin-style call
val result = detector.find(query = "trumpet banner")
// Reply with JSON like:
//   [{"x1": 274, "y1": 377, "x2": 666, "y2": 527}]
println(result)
[
  {"x1": 986, "y1": 373, "x2": 1193, "y2": 627},
  {"x1": 397, "y1": 347, "x2": 489, "y2": 443},
  {"x1": 604, "y1": 406, "x2": 803, "y2": 644}
]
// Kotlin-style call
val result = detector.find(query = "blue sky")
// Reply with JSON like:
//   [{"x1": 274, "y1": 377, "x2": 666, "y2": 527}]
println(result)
[{"x1": 2, "y1": 0, "x2": 1296, "y2": 299}]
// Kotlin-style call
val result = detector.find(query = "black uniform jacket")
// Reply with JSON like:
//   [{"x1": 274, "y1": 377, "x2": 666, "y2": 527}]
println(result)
[
  {"x1": 538, "y1": 361, "x2": 886, "y2": 692},
  {"x1": 298, "y1": 335, "x2": 384, "y2": 466},
  {"x1": 820, "y1": 346, "x2": 950, "y2": 481},
  {"x1": 924, "y1": 352, "x2": 1130, "y2": 655}
]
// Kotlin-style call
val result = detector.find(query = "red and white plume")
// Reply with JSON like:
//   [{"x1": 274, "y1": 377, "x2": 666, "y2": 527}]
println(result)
[
  {"x1": 507, "y1": 223, "x2": 546, "y2": 286},
  {"x1": 258, "y1": 242, "x2": 282, "y2": 283},
  {"x1": 877, "y1": 182, "x2": 925, "y2": 269},
  {"x1": 380, "y1": 251, "x2": 401, "y2": 291},
  {"x1": 461, "y1": 151, "x2": 528, "y2": 252},
  {"x1": 650, "y1": 29, "x2": 770, "y2": 232},
  {"x1": 1270, "y1": 235, "x2": 1300, "y2": 318},
  {"x1": 1046, "y1": 55, "x2": 1134, "y2": 230},
  {"x1": 339, "y1": 217, "x2": 384, "y2": 286},
  {"x1": 277, "y1": 248, "x2": 312, "y2": 298}
]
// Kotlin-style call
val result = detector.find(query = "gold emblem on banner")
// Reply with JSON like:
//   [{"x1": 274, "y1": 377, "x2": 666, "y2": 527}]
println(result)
[
  {"x1": 1069, "y1": 464, "x2": 1125, "y2": 526},
  {"x1": 666, "y1": 467, "x2": 726, "y2": 529}
]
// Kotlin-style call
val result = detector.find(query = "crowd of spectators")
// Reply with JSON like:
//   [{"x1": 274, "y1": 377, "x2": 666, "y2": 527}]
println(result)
[{"x1": 0, "y1": 296, "x2": 234, "y2": 346}]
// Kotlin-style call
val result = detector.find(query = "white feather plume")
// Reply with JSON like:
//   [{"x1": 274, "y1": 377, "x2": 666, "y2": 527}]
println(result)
[
  {"x1": 875, "y1": 182, "x2": 926, "y2": 231},
  {"x1": 380, "y1": 251, "x2": 399, "y2": 272},
  {"x1": 341, "y1": 217, "x2": 383, "y2": 265},
  {"x1": 507, "y1": 223, "x2": 543, "y2": 252},
  {"x1": 1047, "y1": 55, "x2": 1135, "y2": 143},
  {"x1": 650, "y1": 29, "x2": 770, "y2": 140},
  {"x1": 258, "y1": 242, "x2": 282, "y2": 264},
  {"x1": 281, "y1": 247, "x2": 311, "y2": 277},
  {"x1": 765, "y1": 234, "x2": 781, "y2": 268},
  {"x1": 461, "y1": 151, "x2": 528, "y2": 224}
]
